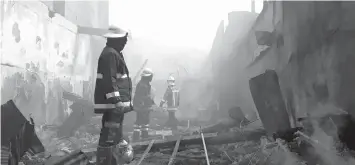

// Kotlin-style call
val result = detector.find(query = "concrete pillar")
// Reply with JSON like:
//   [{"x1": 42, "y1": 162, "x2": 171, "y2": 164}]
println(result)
[{"x1": 251, "y1": 0, "x2": 256, "y2": 13}]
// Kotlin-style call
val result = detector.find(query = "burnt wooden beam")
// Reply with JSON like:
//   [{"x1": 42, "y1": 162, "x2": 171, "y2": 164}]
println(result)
[{"x1": 133, "y1": 129, "x2": 266, "y2": 152}]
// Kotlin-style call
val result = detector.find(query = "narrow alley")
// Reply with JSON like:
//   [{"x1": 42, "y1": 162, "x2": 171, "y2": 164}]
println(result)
[{"x1": 1, "y1": 1, "x2": 355, "y2": 165}]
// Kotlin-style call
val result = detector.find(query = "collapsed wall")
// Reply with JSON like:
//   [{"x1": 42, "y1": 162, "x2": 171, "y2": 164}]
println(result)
[
  {"x1": 246, "y1": 1, "x2": 355, "y2": 120},
  {"x1": 207, "y1": 11, "x2": 259, "y2": 119},
  {"x1": 280, "y1": 1, "x2": 355, "y2": 118},
  {"x1": 208, "y1": 1, "x2": 355, "y2": 123}
]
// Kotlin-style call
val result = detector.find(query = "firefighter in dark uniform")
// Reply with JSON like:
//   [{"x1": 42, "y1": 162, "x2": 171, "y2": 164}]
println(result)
[
  {"x1": 132, "y1": 68, "x2": 155, "y2": 141},
  {"x1": 159, "y1": 76, "x2": 180, "y2": 130},
  {"x1": 94, "y1": 26, "x2": 134, "y2": 165}
]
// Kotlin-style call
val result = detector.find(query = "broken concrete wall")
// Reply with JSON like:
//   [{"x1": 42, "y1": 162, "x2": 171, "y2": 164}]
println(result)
[
  {"x1": 281, "y1": 1, "x2": 355, "y2": 118},
  {"x1": 247, "y1": 1, "x2": 355, "y2": 119},
  {"x1": 0, "y1": 0, "x2": 108, "y2": 124},
  {"x1": 213, "y1": 12, "x2": 259, "y2": 119},
  {"x1": 43, "y1": 0, "x2": 109, "y2": 100}
]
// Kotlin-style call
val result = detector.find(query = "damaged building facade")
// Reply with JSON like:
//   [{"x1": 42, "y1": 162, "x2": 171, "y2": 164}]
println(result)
[
  {"x1": 0, "y1": 0, "x2": 109, "y2": 124},
  {"x1": 209, "y1": 1, "x2": 355, "y2": 125}
]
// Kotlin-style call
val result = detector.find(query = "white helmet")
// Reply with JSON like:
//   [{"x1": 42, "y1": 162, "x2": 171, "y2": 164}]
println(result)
[
  {"x1": 103, "y1": 25, "x2": 129, "y2": 38},
  {"x1": 167, "y1": 76, "x2": 175, "y2": 86},
  {"x1": 141, "y1": 68, "x2": 153, "y2": 77},
  {"x1": 167, "y1": 76, "x2": 175, "y2": 81}
]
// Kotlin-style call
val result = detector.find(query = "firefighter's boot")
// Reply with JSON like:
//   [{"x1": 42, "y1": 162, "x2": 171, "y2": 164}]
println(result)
[
  {"x1": 141, "y1": 124, "x2": 150, "y2": 139},
  {"x1": 96, "y1": 144, "x2": 115, "y2": 165},
  {"x1": 132, "y1": 125, "x2": 141, "y2": 142}
]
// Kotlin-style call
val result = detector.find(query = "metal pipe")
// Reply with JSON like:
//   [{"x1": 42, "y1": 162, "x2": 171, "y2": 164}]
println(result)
[{"x1": 200, "y1": 127, "x2": 210, "y2": 165}]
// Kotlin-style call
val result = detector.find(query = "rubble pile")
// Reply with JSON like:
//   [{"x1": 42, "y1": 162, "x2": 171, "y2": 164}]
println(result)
[
  {"x1": 17, "y1": 119, "x2": 355, "y2": 165},
  {"x1": 19, "y1": 124, "x2": 100, "y2": 165}
]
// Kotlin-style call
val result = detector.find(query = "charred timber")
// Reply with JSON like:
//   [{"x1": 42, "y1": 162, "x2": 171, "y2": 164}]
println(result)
[
  {"x1": 1, "y1": 100, "x2": 45, "y2": 164},
  {"x1": 132, "y1": 129, "x2": 267, "y2": 152}
]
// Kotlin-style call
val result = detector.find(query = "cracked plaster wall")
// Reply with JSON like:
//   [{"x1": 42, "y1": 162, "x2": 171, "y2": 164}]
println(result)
[{"x1": 0, "y1": 0, "x2": 108, "y2": 124}]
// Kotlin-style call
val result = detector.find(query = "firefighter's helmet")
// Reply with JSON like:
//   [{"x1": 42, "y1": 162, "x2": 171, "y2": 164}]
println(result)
[
  {"x1": 167, "y1": 76, "x2": 175, "y2": 86},
  {"x1": 141, "y1": 68, "x2": 153, "y2": 77},
  {"x1": 103, "y1": 25, "x2": 130, "y2": 38},
  {"x1": 167, "y1": 76, "x2": 175, "y2": 81}
]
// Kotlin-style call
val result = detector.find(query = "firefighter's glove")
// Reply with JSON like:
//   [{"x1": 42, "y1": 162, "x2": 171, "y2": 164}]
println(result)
[
  {"x1": 114, "y1": 102, "x2": 132, "y2": 114},
  {"x1": 159, "y1": 101, "x2": 164, "y2": 108}
]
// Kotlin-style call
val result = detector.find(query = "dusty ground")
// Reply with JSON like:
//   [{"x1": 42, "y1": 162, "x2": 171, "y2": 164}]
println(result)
[
  {"x1": 20, "y1": 122, "x2": 300, "y2": 165},
  {"x1": 20, "y1": 117, "x2": 355, "y2": 165}
]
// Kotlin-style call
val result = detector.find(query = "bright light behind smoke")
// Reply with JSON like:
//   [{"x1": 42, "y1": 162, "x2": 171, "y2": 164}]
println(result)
[{"x1": 109, "y1": 0, "x2": 264, "y2": 51}]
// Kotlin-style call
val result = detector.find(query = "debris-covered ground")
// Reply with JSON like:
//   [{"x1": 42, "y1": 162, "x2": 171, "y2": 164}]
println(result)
[
  {"x1": 18, "y1": 122, "x2": 296, "y2": 165},
  {"x1": 20, "y1": 114, "x2": 355, "y2": 165},
  {"x1": 22, "y1": 127, "x2": 306, "y2": 165}
]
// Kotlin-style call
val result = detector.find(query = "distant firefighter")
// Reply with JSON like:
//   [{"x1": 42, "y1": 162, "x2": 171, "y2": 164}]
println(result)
[
  {"x1": 160, "y1": 76, "x2": 180, "y2": 130},
  {"x1": 132, "y1": 68, "x2": 155, "y2": 141}
]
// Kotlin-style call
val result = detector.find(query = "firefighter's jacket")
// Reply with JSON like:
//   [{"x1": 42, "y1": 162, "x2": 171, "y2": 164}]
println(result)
[
  {"x1": 161, "y1": 86, "x2": 180, "y2": 111},
  {"x1": 133, "y1": 80, "x2": 154, "y2": 111},
  {"x1": 94, "y1": 46, "x2": 132, "y2": 114}
]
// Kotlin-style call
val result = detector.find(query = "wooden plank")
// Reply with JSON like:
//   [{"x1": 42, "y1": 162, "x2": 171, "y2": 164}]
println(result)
[
  {"x1": 83, "y1": 130, "x2": 267, "y2": 155},
  {"x1": 131, "y1": 133, "x2": 217, "y2": 149},
  {"x1": 167, "y1": 135, "x2": 182, "y2": 165},
  {"x1": 135, "y1": 139, "x2": 155, "y2": 165}
]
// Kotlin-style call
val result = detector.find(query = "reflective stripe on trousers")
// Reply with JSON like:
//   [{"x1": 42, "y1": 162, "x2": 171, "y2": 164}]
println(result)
[
  {"x1": 141, "y1": 124, "x2": 149, "y2": 131},
  {"x1": 133, "y1": 125, "x2": 141, "y2": 132}
]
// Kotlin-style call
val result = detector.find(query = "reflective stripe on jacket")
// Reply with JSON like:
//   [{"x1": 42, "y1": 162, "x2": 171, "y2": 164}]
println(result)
[{"x1": 162, "y1": 86, "x2": 180, "y2": 109}]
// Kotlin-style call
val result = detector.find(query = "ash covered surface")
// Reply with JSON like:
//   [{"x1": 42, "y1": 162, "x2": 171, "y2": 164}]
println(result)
[
  {"x1": 20, "y1": 124, "x2": 280, "y2": 165},
  {"x1": 19, "y1": 117, "x2": 355, "y2": 165}
]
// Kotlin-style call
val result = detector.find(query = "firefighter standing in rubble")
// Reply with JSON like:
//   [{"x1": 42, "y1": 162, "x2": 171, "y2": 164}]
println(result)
[
  {"x1": 159, "y1": 76, "x2": 180, "y2": 130},
  {"x1": 132, "y1": 68, "x2": 155, "y2": 141},
  {"x1": 94, "y1": 26, "x2": 134, "y2": 165}
]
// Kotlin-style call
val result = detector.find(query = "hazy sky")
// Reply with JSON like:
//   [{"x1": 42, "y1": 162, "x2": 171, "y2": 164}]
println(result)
[{"x1": 109, "y1": 0, "x2": 264, "y2": 51}]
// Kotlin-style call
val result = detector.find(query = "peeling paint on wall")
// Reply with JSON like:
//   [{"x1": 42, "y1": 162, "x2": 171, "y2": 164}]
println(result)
[{"x1": 1, "y1": 1, "x2": 94, "y2": 124}]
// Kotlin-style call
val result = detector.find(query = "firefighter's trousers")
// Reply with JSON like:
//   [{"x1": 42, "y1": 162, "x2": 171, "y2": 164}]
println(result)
[
  {"x1": 97, "y1": 109, "x2": 132, "y2": 165},
  {"x1": 133, "y1": 111, "x2": 151, "y2": 141},
  {"x1": 166, "y1": 111, "x2": 179, "y2": 130}
]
